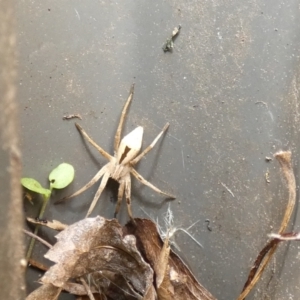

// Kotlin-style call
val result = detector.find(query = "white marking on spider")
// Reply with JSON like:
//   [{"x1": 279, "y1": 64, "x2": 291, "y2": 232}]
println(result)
[{"x1": 59, "y1": 84, "x2": 175, "y2": 220}]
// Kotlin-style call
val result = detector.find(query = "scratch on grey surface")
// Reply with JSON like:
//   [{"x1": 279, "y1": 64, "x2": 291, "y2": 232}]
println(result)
[
  {"x1": 220, "y1": 182, "x2": 235, "y2": 198},
  {"x1": 255, "y1": 101, "x2": 274, "y2": 122},
  {"x1": 181, "y1": 148, "x2": 185, "y2": 170},
  {"x1": 152, "y1": 122, "x2": 181, "y2": 142},
  {"x1": 267, "y1": 110, "x2": 274, "y2": 122},
  {"x1": 255, "y1": 101, "x2": 268, "y2": 108},
  {"x1": 168, "y1": 132, "x2": 181, "y2": 142},
  {"x1": 74, "y1": 8, "x2": 80, "y2": 20}
]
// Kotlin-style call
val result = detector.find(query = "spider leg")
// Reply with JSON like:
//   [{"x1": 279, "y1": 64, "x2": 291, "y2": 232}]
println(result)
[
  {"x1": 86, "y1": 172, "x2": 110, "y2": 217},
  {"x1": 57, "y1": 164, "x2": 109, "y2": 203},
  {"x1": 75, "y1": 123, "x2": 113, "y2": 161},
  {"x1": 124, "y1": 175, "x2": 134, "y2": 221},
  {"x1": 130, "y1": 123, "x2": 169, "y2": 165},
  {"x1": 114, "y1": 180, "x2": 125, "y2": 218},
  {"x1": 114, "y1": 84, "x2": 134, "y2": 153},
  {"x1": 130, "y1": 168, "x2": 175, "y2": 199}
]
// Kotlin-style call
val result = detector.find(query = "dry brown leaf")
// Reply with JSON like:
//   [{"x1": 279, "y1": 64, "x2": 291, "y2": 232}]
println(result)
[
  {"x1": 76, "y1": 296, "x2": 105, "y2": 300},
  {"x1": 143, "y1": 284, "x2": 157, "y2": 300},
  {"x1": 125, "y1": 218, "x2": 217, "y2": 300},
  {"x1": 156, "y1": 267, "x2": 174, "y2": 300},
  {"x1": 30, "y1": 281, "x2": 99, "y2": 298},
  {"x1": 28, "y1": 216, "x2": 153, "y2": 299},
  {"x1": 169, "y1": 267, "x2": 187, "y2": 287},
  {"x1": 26, "y1": 216, "x2": 216, "y2": 299},
  {"x1": 63, "y1": 282, "x2": 97, "y2": 296}
]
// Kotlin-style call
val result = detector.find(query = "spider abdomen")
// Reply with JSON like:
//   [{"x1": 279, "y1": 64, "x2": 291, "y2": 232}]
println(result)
[{"x1": 116, "y1": 126, "x2": 144, "y2": 165}]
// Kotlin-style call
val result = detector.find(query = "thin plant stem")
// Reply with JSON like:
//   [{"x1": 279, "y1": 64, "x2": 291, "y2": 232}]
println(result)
[{"x1": 25, "y1": 193, "x2": 51, "y2": 261}]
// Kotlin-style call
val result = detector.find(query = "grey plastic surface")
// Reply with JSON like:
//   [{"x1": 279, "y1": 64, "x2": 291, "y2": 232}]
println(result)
[{"x1": 17, "y1": 1, "x2": 300, "y2": 299}]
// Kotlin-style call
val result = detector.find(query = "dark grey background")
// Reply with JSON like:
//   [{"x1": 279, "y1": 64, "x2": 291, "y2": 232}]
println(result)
[{"x1": 17, "y1": 1, "x2": 300, "y2": 299}]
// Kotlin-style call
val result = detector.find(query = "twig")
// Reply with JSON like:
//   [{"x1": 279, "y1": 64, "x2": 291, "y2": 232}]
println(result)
[
  {"x1": 80, "y1": 277, "x2": 96, "y2": 300},
  {"x1": 269, "y1": 232, "x2": 300, "y2": 241},
  {"x1": 28, "y1": 258, "x2": 49, "y2": 271},
  {"x1": 23, "y1": 228, "x2": 52, "y2": 249},
  {"x1": 27, "y1": 217, "x2": 67, "y2": 231},
  {"x1": 275, "y1": 151, "x2": 296, "y2": 233},
  {"x1": 237, "y1": 151, "x2": 296, "y2": 300},
  {"x1": 26, "y1": 194, "x2": 51, "y2": 260}
]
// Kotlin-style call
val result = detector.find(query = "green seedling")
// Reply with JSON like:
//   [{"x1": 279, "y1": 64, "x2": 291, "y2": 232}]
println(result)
[{"x1": 22, "y1": 163, "x2": 75, "y2": 261}]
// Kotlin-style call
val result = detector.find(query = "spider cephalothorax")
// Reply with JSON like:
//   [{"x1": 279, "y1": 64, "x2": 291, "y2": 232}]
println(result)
[{"x1": 60, "y1": 84, "x2": 175, "y2": 219}]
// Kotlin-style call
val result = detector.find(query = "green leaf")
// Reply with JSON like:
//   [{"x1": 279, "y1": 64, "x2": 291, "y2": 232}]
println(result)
[
  {"x1": 21, "y1": 178, "x2": 51, "y2": 198},
  {"x1": 49, "y1": 163, "x2": 75, "y2": 189}
]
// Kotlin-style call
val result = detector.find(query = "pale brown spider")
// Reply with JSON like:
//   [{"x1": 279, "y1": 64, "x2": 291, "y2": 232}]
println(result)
[{"x1": 59, "y1": 84, "x2": 175, "y2": 219}]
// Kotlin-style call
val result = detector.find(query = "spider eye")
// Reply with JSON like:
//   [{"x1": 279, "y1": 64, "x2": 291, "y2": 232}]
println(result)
[{"x1": 119, "y1": 146, "x2": 132, "y2": 163}]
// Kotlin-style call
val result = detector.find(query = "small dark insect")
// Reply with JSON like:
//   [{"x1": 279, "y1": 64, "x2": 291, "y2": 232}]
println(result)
[
  {"x1": 205, "y1": 219, "x2": 212, "y2": 232},
  {"x1": 35, "y1": 217, "x2": 48, "y2": 224},
  {"x1": 62, "y1": 114, "x2": 82, "y2": 120}
]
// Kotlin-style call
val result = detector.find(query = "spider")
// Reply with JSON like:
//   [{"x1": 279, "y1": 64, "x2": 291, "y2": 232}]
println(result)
[{"x1": 59, "y1": 84, "x2": 175, "y2": 220}]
